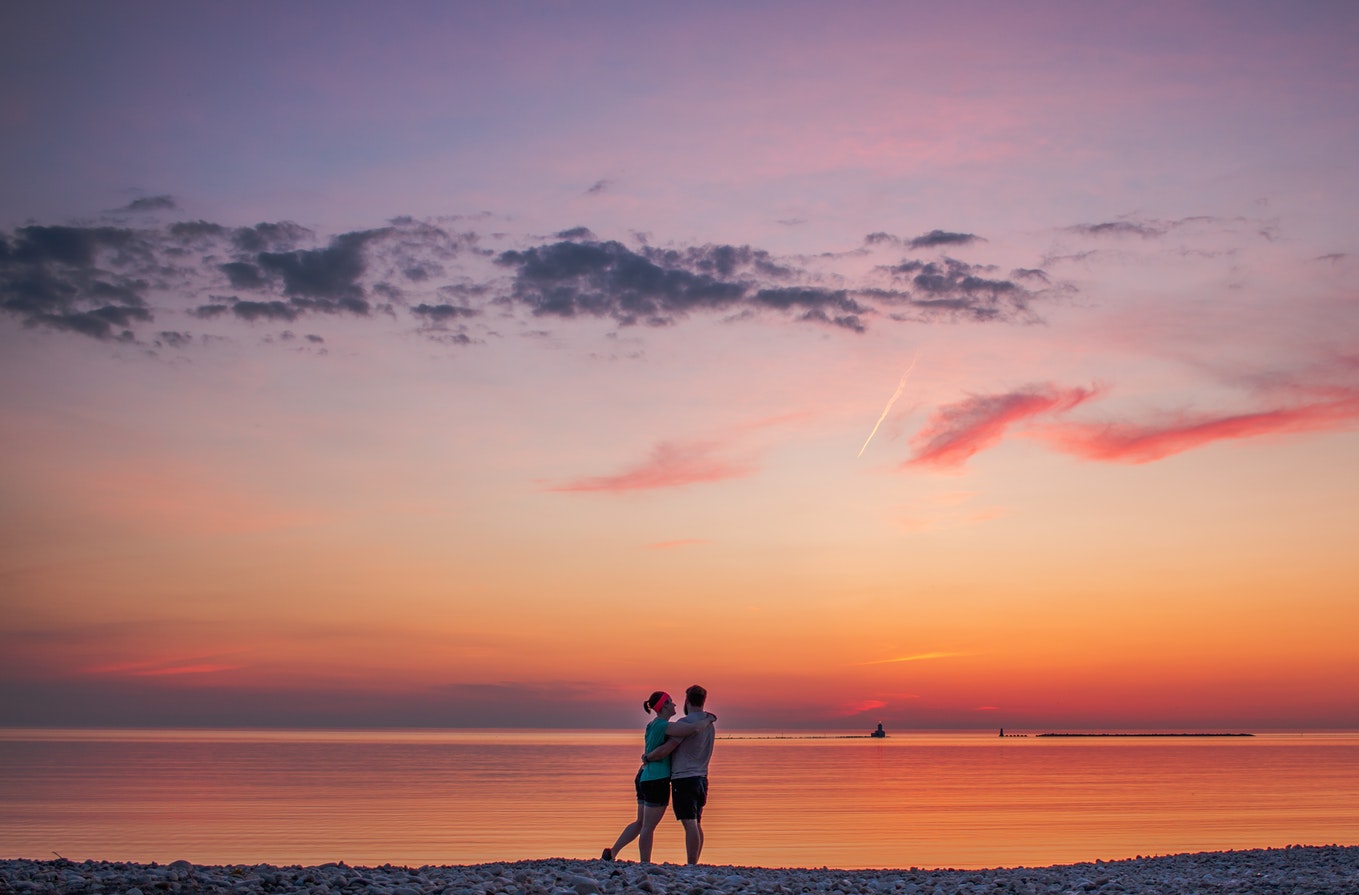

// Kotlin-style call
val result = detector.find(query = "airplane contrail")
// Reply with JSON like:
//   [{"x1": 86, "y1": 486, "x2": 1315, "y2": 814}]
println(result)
[{"x1": 857, "y1": 354, "x2": 919, "y2": 459}]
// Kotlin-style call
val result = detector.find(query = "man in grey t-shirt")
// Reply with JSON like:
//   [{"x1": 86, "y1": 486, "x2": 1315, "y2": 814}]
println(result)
[{"x1": 644, "y1": 683, "x2": 715, "y2": 864}]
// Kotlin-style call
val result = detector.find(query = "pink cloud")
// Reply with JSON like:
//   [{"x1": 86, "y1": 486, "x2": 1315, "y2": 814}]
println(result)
[
  {"x1": 834, "y1": 699, "x2": 889, "y2": 717},
  {"x1": 644, "y1": 538, "x2": 708, "y2": 550},
  {"x1": 859, "y1": 651, "x2": 967, "y2": 665},
  {"x1": 547, "y1": 440, "x2": 754, "y2": 493},
  {"x1": 88, "y1": 657, "x2": 242, "y2": 677},
  {"x1": 129, "y1": 664, "x2": 240, "y2": 677},
  {"x1": 907, "y1": 385, "x2": 1099, "y2": 469},
  {"x1": 1044, "y1": 393, "x2": 1359, "y2": 463}
]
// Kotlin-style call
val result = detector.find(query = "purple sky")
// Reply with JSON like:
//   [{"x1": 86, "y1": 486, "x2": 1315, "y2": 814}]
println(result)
[{"x1": 2, "y1": 2, "x2": 1358, "y2": 730}]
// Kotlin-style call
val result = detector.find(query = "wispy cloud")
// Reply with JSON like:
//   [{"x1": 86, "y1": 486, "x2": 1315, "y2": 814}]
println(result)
[
  {"x1": 905, "y1": 373, "x2": 1359, "y2": 470},
  {"x1": 907, "y1": 385, "x2": 1100, "y2": 469},
  {"x1": 1063, "y1": 215, "x2": 1230, "y2": 240},
  {"x1": 1043, "y1": 392, "x2": 1359, "y2": 463},
  {"x1": 88, "y1": 655, "x2": 244, "y2": 677},
  {"x1": 115, "y1": 195, "x2": 178, "y2": 214},
  {"x1": 545, "y1": 440, "x2": 755, "y2": 493},
  {"x1": 859, "y1": 651, "x2": 968, "y2": 666},
  {"x1": 1066, "y1": 221, "x2": 1166, "y2": 239}
]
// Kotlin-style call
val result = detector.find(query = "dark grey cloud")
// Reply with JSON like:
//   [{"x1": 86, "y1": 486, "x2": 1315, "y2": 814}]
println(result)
[
  {"x1": 219, "y1": 261, "x2": 269, "y2": 290},
  {"x1": 1067, "y1": 221, "x2": 1166, "y2": 238},
  {"x1": 753, "y1": 287, "x2": 867, "y2": 332},
  {"x1": 188, "y1": 301, "x2": 232, "y2": 320},
  {"x1": 255, "y1": 230, "x2": 387, "y2": 308},
  {"x1": 437, "y1": 282, "x2": 491, "y2": 301},
  {"x1": 642, "y1": 243, "x2": 794, "y2": 279},
  {"x1": 232, "y1": 221, "x2": 312, "y2": 253},
  {"x1": 412, "y1": 303, "x2": 479, "y2": 322},
  {"x1": 2, "y1": 214, "x2": 1063, "y2": 344},
  {"x1": 155, "y1": 330, "x2": 193, "y2": 349},
  {"x1": 908, "y1": 229, "x2": 981, "y2": 249},
  {"x1": 0, "y1": 224, "x2": 155, "y2": 339},
  {"x1": 169, "y1": 220, "x2": 229, "y2": 242},
  {"x1": 118, "y1": 195, "x2": 178, "y2": 213},
  {"x1": 402, "y1": 262, "x2": 442, "y2": 282},
  {"x1": 229, "y1": 299, "x2": 300, "y2": 322},
  {"x1": 496, "y1": 240, "x2": 750, "y2": 326},
  {"x1": 878, "y1": 257, "x2": 1036, "y2": 322},
  {"x1": 7, "y1": 224, "x2": 135, "y2": 266},
  {"x1": 35, "y1": 304, "x2": 152, "y2": 339}
]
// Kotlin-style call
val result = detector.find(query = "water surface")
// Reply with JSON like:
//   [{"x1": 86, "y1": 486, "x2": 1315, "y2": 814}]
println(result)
[{"x1": 2, "y1": 729, "x2": 1354, "y2": 869}]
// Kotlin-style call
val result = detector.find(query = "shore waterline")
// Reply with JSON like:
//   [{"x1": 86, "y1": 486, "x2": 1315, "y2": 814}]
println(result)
[{"x1": 3, "y1": 847, "x2": 1358, "y2": 895}]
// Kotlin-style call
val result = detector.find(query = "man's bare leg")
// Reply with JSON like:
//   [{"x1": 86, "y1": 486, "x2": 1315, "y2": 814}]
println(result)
[{"x1": 681, "y1": 818, "x2": 704, "y2": 864}]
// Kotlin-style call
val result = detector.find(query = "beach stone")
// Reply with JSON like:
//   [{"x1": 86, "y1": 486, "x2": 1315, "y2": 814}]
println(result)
[
  {"x1": 569, "y1": 874, "x2": 601, "y2": 895},
  {"x1": 5, "y1": 848, "x2": 1359, "y2": 895}
]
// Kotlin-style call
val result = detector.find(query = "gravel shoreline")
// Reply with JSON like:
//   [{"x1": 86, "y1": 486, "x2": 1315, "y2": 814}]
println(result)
[{"x1": 2, "y1": 846, "x2": 1357, "y2": 895}]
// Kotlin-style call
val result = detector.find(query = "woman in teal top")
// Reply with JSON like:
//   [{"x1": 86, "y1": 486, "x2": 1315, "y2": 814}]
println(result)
[{"x1": 602, "y1": 691, "x2": 676, "y2": 863}]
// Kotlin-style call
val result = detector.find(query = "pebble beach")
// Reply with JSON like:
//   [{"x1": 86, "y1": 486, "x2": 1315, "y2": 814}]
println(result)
[{"x1": 3, "y1": 846, "x2": 1356, "y2": 895}]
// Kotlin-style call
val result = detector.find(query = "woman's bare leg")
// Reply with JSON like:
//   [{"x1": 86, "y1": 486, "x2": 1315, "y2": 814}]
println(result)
[
  {"x1": 607, "y1": 801, "x2": 645, "y2": 859},
  {"x1": 637, "y1": 803, "x2": 667, "y2": 863}
]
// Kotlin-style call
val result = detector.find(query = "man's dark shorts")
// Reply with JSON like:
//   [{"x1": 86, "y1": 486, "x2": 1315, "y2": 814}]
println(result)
[
  {"x1": 634, "y1": 770, "x2": 671, "y2": 808},
  {"x1": 671, "y1": 775, "x2": 708, "y2": 821}
]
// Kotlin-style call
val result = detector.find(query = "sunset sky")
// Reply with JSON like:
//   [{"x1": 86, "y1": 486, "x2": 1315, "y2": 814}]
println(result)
[{"x1": 2, "y1": 1, "x2": 1356, "y2": 731}]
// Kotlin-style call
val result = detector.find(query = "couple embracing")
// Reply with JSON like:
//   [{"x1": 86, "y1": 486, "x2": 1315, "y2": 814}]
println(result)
[{"x1": 602, "y1": 684, "x2": 715, "y2": 865}]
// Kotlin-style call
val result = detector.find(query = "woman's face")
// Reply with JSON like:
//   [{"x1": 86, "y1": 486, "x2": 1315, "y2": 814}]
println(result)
[{"x1": 659, "y1": 698, "x2": 676, "y2": 719}]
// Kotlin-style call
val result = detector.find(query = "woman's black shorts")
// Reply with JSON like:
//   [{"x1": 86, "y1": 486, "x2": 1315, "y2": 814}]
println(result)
[{"x1": 634, "y1": 771, "x2": 671, "y2": 807}]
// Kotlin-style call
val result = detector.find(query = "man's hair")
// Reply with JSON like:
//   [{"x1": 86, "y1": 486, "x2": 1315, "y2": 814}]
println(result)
[{"x1": 685, "y1": 684, "x2": 707, "y2": 708}]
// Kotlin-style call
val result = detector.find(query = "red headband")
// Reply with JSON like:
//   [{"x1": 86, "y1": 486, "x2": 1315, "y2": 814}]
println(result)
[{"x1": 649, "y1": 692, "x2": 671, "y2": 713}]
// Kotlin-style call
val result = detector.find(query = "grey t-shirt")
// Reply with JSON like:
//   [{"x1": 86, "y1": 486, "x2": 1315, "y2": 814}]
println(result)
[{"x1": 670, "y1": 711, "x2": 715, "y2": 779}]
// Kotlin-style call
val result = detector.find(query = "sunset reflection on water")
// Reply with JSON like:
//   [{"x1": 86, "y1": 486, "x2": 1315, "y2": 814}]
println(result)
[{"x1": 1, "y1": 730, "x2": 1354, "y2": 870}]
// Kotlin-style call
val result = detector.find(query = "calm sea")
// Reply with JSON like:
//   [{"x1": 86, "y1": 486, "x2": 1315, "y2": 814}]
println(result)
[{"x1": 1, "y1": 729, "x2": 1355, "y2": 870}]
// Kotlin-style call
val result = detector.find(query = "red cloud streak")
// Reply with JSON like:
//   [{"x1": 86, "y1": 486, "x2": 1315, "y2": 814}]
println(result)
[
  {"x1": 1045, "y1": 394, "x2": 1359, "y2": 463},
  {"x1": 548, "y1": 441, "x2": 754, "y2": 493},
  {"x1": 907, "y1": 385, "x2": 1098, "y2": 469},
  {"x1": 834, "y1": 699, "x2": 889, "y2": 717}
]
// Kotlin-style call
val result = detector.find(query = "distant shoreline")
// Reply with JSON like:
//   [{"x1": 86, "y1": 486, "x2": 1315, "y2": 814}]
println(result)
[
  {"x1": 717, "y1": 734, "x2": 880, "y2": 740},
  {"x1": 1035, "y1": 732, "x2": 1254, "y2": 738},
  {"x1": 716, "y1": 732, "x2": 1258, "y2": 740}
]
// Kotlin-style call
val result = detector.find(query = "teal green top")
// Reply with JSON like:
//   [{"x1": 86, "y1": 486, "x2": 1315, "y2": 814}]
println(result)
[{"x1": 638, "y1": 716, "x2": 672, "y2": 781}]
